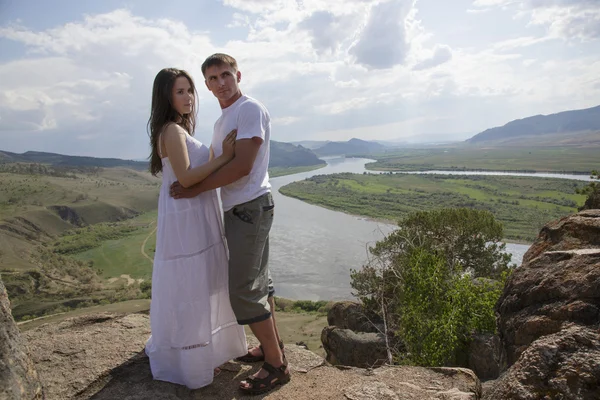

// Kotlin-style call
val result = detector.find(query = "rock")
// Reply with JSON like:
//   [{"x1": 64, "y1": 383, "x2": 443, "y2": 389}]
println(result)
[
  {"x1": 483, "y1": 324, "x2": 600, "y2": 400},
  {"x1": 468, "y1": 334, "x2": 502, "y2": 381},
  {"x1": 523, "y1": 209, "x2": 600, "y2": 264},
  {"x1": 321, "y1": 326, "x2": 390, "y2": 368},
  {"x1": 0, "y1": 276, "x2": 43, "y2": 400},
  {"x1": 496, "y1": 248, "x2": 600, "y2": 366},
  {"x1": 327, "y1": 301, "x2": 382, "y2": 333},
  {"x1": 23, "y1": 312, "x2": 483, "y2": 399},
  {"x1": 23, "y1": 312, "x2": 150, "y2": 400}
]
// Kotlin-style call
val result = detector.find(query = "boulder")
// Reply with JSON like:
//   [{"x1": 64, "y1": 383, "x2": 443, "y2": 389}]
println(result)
[
  {"x1": 523, "y1": 209, "x2": 600, "y2": 263},
  {"x1": 0, "y1": 276, "x2": 43, "y2": 400},
  {"x1": 483, "y1": 324, "x2": 600, "y2": 400},
  {"x1": 496, "y1": 248, "x2": 600, "y2": 366},
  {"x1": 467, "y1": 334, "x2": 502, "y2": 381},
  {"x1": 327, "y1": 301, "x2": 382, "y2": 333},
  {"x1": 321, "y1": 326, "x2": 390, "y2": 368}
]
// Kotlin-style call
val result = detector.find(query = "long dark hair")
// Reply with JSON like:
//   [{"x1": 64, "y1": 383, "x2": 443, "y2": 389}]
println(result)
[{"x1": 147, "y1": 68, "x2": 197, "y2": 176}]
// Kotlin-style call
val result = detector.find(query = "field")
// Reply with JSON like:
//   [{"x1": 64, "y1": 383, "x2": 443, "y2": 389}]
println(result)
[
  {"x1": 279, "y1": 172, "x2": 587, "y2": 242},
  {"x1": 71, "y1": 211, "x2": 157, "y2": 280},
  {"x1": 365, "y1": 146, "x2": 599, "y2": 173}
]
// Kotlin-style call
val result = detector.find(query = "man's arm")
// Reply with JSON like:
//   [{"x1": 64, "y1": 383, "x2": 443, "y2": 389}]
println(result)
[{"x1": 170, "y1": 137, "x2": 262, "y2": 198}]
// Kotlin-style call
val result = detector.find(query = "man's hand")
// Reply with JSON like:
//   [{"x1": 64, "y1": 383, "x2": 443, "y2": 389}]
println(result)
[{"x1": 170, "y1": 181, "x2": 195, "y2": 199}]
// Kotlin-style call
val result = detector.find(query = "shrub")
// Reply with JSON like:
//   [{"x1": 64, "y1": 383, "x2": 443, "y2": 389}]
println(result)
[
  {"x1": 350, "y1": 208, "x2": 513, "y2": 367},
  {"x1": 576, "y1": 170, "x2": 599, "y2": 210}
]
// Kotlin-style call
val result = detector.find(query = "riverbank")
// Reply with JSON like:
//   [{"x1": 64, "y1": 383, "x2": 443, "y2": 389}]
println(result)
[
  {"x1": 279, "y1": 172, "x2": 586, "y2": 242},
  {"x1": 362, "y1": 146, "x2": 599, "y2": 174},
  {"x1": 269, "y1": 164, "x2": 326, "y2": 177}
]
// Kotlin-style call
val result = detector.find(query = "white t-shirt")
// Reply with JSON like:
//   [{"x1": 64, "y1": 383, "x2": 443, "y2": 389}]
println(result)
[{"x1": 211, "y1": 95, "x2": 271, "y2": 212}]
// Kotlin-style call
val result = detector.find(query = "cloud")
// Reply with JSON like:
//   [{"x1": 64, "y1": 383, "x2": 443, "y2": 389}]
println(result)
[
  {"x1": 349, "y1": 0, "x2": 415, "y2": 69},
  {"x1": 413, "y1": 44, "x2": 452, "y2": 70},
  {"x1": 491, "y1": 35, "x2": 551, "y2": 51},
  {"x1": 272, "y1": 116, "x2": 301, "y2": 125},
  {"x1": 471, "y1": 0, "x2": 600, "y2": 40},
  {"x1": 299, "y1": 11, "x2": 350, "y2": 56},
  {"x1": 0, "y1": 9, "x2": 217, "y2": 158},
  {"x1": 0, "y1": 2, "x2": 599, "y2": 157}
]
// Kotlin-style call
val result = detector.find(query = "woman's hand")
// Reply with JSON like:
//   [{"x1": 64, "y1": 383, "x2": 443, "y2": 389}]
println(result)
[{"x1": 221, "y1": 129, "x2": 237, "y2": 160}]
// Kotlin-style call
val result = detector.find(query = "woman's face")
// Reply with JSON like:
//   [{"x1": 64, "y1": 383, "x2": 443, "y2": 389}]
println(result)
[{"x1": 171, "y1": 76, "x2": 194, "y2": 115}]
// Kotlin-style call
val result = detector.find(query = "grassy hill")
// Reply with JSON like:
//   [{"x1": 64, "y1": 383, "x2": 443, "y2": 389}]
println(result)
[
  {"x1": 0, "y1": 150, "x2": 148, "y2": 170},
  {"x1": 0, "y1": 162, "x2": 160, "y2": 319},
  {"x1": 269, "y1": 141, "x2": 326, "y2": 177}
]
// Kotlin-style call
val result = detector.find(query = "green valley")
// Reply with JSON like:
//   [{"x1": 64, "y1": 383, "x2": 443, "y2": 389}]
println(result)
[
  {"x1": 279, "y1": 172, "x2": 588, "y2": 242},
  {"x1": 363, "y1": 146, "x2": 599, "y2": 174}
]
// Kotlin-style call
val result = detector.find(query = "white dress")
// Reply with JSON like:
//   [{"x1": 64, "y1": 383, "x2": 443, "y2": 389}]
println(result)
[{"x1": 145, "y1": 134, "x2": 247, "y2": 389}]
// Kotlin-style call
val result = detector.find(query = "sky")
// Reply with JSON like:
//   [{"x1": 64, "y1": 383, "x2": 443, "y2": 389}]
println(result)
[{"x1": 0, "y1": 0, "x2": 599, "y2": 159}]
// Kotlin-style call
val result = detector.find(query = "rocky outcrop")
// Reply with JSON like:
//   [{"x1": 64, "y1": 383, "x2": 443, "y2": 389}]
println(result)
[
  {"x1": 23, "y1": 312, "x2": 482, "y2": 399},
  {"x1": 484, "y1": 324, "x2": 600, "y2": 400},
  {"x1": 0, "y1": 276, "x2": 43, "y2": 400},
  {"x1": 467, "y1": 334, "x2": 501, "y2": 382},
  {"x1": 321, "y1": 326, "x2": 390, "y2": 368},
  {"x1": 523, "y1": 209, "x2": 600, "y2": 263},
  {"x1": 489, "y1": 210, "x2": 600, "y2": 399},
  {"x1": 496, "y1": 248, "x2": 600, "y2": 366}
]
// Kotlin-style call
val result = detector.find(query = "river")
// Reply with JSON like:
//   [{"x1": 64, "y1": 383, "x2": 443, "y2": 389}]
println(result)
[{"x1": 268, "y1": 157, "x2": 585, "y2": 301}]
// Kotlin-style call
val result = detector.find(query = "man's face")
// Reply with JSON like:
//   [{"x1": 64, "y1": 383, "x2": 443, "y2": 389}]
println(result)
[{"x1": 204, "y1": 64, "x2": 241, "y2": 103}]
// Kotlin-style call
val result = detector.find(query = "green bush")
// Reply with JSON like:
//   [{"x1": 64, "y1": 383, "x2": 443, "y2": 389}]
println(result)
[
  {"x1": 273, "y1": 297, "x2": 329, "y2": 314},
  {"x1": 576, "y1": 170, "x2": 599, "y2": 210},
  {"x1": 350, "y1": 208, "x2": 513, "y2": 367},
  {"x1": 395, "y1": 247, "x2": 505, "y2": 366}
]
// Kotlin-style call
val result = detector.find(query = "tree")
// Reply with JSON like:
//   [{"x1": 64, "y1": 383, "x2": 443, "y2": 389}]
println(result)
[
  {"x1": 369, "y1": 208, "x2": 512, "y2": 280},
  {"x1": 350, "y1": 208, "x2": 513, "y2": 367},
  {"x1": 576, "y1": 170, "x2": 599, "y2": 211}
]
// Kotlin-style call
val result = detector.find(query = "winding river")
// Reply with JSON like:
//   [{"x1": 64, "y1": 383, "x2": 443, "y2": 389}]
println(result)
[{"x1": 268, "y1": 157, "x2": 590, "y2": 301}]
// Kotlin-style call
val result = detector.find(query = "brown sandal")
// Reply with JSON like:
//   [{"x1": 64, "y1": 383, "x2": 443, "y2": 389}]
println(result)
[
  {"x1": 239, "y1": 360, "x2": 290, "y2": 394},
  {"x1": 235, "y1": 340, "x2": 284, "y2": 363}
]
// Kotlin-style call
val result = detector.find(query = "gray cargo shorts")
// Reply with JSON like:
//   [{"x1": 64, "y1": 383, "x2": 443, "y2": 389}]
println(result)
[{"x1": 224, "y1": 192, "x2": 274, "y2": 325}]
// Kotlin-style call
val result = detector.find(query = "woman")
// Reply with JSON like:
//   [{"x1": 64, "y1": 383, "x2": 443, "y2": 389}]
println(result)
[{"x1": 145, "y1": 68, "x2": 247, "y2": 389}]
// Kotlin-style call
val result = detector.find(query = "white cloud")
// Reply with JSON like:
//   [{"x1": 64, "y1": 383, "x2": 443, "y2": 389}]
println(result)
[
  {"x1": 413, "y1": 44, "x2": 453, "y2": 70},
  {"x1": 349, "y1": 0, "x2": 415, "y2": 69},
  {"x1": 273, "y1": 116, "x2": 302, "y2": 125},
  {"x1": 472, "y1": 0, "x2": 600, "y2": 41},
  {"x1": 492, "y1": 36, "x2": 551, "y2": 51},
  {"x1": 0, "y1": 2, "x2": 598, "y2": 156}
]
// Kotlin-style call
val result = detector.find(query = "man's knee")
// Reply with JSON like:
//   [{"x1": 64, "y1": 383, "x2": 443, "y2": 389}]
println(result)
[{"x1": 229, "y1": 290, "x2": 271, "y2": 325}]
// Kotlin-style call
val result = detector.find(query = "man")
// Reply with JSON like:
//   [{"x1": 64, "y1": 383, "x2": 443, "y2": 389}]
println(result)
[{"x1": 169, "y1": 53, "x2": 289, "y2": 394}]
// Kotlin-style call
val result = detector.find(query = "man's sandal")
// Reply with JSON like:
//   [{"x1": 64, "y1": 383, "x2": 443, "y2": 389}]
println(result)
[
  {"x1": 235, "y1": 340, "x2": 284, "y2": 363},
  {"x1": 239, "y1": 360, "x2": 290, "y2": 395}
]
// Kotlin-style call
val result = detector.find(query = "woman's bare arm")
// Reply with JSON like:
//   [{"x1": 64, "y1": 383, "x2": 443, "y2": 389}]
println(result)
[{"x1": 162, "y1": 124, "x2": 236, "y2": 188}]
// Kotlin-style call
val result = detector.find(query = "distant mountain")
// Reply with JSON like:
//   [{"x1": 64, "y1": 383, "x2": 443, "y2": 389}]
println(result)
[
  {"x1": 467, "y1": 105, "x2": 600, "y2": 144},
  {"x1": 313, "y1": 138, "x2": 386, "y2": 156},
  {"x1": 269, "y1": 141, "x2": 326, "y2": 168},
  {"x1": 290, "y1": 140, "x2": 330, "y2": 150},
  {"x1": 0, "y1": 151, "x2": 148, "y2": 170},
  {"x1": 0, "y1": 142, "x2": 325, "y2": 171}
]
